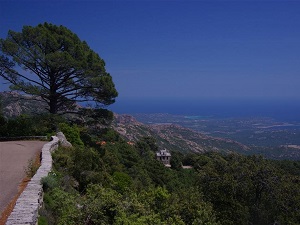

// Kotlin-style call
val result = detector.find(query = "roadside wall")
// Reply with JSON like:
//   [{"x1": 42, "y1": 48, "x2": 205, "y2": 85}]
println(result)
[{"x1": 5, "y1": 136, "x2": 59, "y2": 225}]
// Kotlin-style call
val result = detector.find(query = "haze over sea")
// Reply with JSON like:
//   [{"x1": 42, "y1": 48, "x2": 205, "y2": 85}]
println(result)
[{"x1": 110, "y1": 98, "x2": 300, "y2": 123}]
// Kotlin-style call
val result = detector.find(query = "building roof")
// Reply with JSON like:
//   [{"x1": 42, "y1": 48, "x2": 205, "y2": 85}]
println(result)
[{"x1": 156, "y1": 149, "x2": 171, "y2": 157}]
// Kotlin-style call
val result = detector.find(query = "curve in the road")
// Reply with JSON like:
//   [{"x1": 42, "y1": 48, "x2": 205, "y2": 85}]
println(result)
[{"x1": 0, "y1": 141, "x2": 46, "y2": 215}]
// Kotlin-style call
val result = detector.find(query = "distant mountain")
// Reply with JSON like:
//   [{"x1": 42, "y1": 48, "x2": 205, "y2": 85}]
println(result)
[
  {"x1": 112, "y1": 114, "x2": 250, "y2": 154},
  {"x1": 0, "y1": 92, "x2": 259, "y2": 155},
  {"x1": 0, "y1": 91, "x2": 80, "y2": 118},
  {"x1": 2, "y1": 92, "x2": 299, "y2": 159},
  {"x1": 0, "y1": 91, "x2": 47, "y2": 117}
]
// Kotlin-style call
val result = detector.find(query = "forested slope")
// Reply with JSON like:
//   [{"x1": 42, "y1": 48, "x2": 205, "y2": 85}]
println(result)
[
  {"x1": 39, "y1": 126, "x2": 300, "y2": 225},
  {"x1": 1, "y1": 92, "x2": 300, "y2": 224}
]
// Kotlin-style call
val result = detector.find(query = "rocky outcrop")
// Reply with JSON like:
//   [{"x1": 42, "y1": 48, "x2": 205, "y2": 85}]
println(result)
[
  {"x1": 113, "y1": 113, "x2": 142, "y2": 125},
  {"x1": 0, "y1": 92, "x2": 46, "y2": 118},
  {"x1": 56, "y1": 132, "x2": 72, "y2": 148}
]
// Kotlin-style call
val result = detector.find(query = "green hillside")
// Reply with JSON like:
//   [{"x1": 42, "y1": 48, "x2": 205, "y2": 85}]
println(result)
[
  {"x1": 38, "y1": 126, "x2": 300, "y2": 225},
  {"x1": 1, "y1": 93, "x2": 300, "y2": 224}
]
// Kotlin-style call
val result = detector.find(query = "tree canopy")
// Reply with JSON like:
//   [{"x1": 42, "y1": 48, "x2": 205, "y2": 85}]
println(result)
[
  {"x1": 0, "y1": 22, "x2": 118, "y2": 114},
  {"x1": 40, "y1": 126, "x2": 300, "y2": 224}
]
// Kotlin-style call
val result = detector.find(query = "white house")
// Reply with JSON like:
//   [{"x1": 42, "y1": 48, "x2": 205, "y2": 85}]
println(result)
[{"x1": 156, "y1": 149, "x2": 171, "y2": 167}]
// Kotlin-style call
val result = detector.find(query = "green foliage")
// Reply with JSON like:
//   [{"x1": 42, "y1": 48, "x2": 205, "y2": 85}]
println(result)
[
  {"x1": 52, "y1": 145, "x2": 112, "y2": 192},
  {"x1": 0, "y1": 95, "x2": 5, "y2": 127},
  {"x1": 0, "y1": 113, "x2": 65, "y2": 137},
  {"x1": 40, "y1": 128, "x2": 300, "y2": 225},
  {"x1": 82, "y1": 184, "x2": 122, "y2": 224},
  {"x1": 170, "y1": 151, "x2": 184, "y2": 170},
  {"x1": 171, "y1": 188, "x2": 218, "y2": 225},
  {"x1": 138, "y1": 136, "x2": 158, "y2": 152},
  {"x1": 38, "y1": 216, "x2": 48, "y2": 225},
  {"x1": 72, "y1": 147, "x2": 105, "y2": 191},
  {"x1": 99, "y1": 127, "x2": 122, "y2": 142},
  {"x1": 0, "y1": 94, "x2": 3, "y2": 114},
  {"x1": 46, "y1": 188, "x2": 81, "y2": 224},
  {"x1": 0, "y1": 22, "x2": 118, "y2": 115},
  {"x1": 273, "y1": 160, "x2": 300, "y2": 176},
  {"x1": 41, "y1": 172, "x2": 60, "y2": 192},
  {"x1": 59, "y1": 123, "x2": 84, "y2": 146},
  {"x1": 36, "y1": 113, "x2": 66, "y2": 133},
  {"x1": 42, "y1": 133, "x2": 218, "y2": 224},
  {"x1": 193, "y1": 153, "x2": 300, "y2": 225},
  {"x1": 112, "y1": 171, "x2": 132, "y2": 193},
  {"x1": 0, "y1": 120, "x2": 7, "y2": 137},
  {"x1": 0, "y1": 114, "x2": 35, "y2": 137},
  {"x1": 78, "y1": 108, "x2": 114, "y2": 126}
]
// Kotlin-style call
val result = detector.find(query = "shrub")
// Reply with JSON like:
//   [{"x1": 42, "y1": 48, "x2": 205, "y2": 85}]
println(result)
[
  {"x1": 37, "y1": 216, "x2": 48, "y2": 225},
  {"x1": 113, "y1": 171, "x2": 132, "y2": 193},
  {"x1": 59, "y1": 123, "x2": 84, "y2": 146},
  {"x1": 41, "y1": 172, "x2": 59, "y2": 192}
]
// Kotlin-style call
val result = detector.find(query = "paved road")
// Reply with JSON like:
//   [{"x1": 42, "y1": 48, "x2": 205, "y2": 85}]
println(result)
[{"x1": 0, "y1": 141, "x2": 46, "y2": 214}]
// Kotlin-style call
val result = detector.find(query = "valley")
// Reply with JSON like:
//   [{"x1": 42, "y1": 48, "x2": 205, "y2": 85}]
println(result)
[{"x1": 131, "y1": 113, "x2": 300, "y2": 160}]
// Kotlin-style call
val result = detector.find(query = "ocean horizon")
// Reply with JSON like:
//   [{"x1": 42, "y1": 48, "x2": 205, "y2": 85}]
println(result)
[{"x1": 109, "y1": 97, "x2": 300, "y2": 122}]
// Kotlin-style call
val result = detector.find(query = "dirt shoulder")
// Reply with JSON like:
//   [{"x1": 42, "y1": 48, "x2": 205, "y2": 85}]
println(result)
[{"x1": 0, "y1": 141, "x2": 46, "y2": 217}]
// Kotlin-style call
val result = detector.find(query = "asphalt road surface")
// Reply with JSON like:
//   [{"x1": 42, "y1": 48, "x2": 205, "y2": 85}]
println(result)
[{"x1": 0, "y1": 141, "x2": 46, "y2": 214}]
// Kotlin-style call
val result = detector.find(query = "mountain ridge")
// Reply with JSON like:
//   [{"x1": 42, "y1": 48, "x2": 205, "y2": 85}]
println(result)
[
  {"x1": 3, "y1": 91, "x2": 300, "y2": 159},
  {"x1": 112, "y1": 113, "x2": 250, "y2": 154}
]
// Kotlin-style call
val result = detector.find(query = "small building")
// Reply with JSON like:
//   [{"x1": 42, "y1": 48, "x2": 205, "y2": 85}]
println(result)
[{"x1": 156, "y1": 149, "x2": 171, "y2": 167}]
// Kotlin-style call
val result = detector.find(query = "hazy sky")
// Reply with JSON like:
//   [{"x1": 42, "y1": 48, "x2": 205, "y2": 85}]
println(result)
[{"x1": 1, "y1": 0, "x2": 299, "y2": 101}]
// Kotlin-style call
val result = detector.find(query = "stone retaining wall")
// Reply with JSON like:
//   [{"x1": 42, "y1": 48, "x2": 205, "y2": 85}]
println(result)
[{"x1": 5, "y1": 136, "x2": 59, "y2": 225}]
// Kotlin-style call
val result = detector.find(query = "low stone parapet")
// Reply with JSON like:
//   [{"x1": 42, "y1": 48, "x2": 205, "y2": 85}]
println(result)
[
  {"x1": 0, "y1": 136, "x2": 48, "y2": 142},
  {"x1": 5, "y1": 136, "x2": 59, "y2": 225}
]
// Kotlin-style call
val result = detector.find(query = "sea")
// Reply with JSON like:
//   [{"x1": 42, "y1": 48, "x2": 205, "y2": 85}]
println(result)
[{"x1": 109, "y1": 97, "x2": 300, "y2": 123}]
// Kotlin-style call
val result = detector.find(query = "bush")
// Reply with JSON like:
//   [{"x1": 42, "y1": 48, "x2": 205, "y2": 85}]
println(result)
[
  {"x1": 59, "y1": 123, "x2": 84, "y2": 146},
  {"x1": 45, "y1": 188, "x2": 81, "y2": 224},
  {"x1": 113, "y1": 171, "x2": 132, "y2": 193},
  {"x1": 0, "y1": 113, "x2": 64, "y2": 137},
  {"x1": 38, "y1": 216, "x2": 48, "y2": 225},
  {"x1": 41, "y1": 172, "x2": 59, "y2": 192}
]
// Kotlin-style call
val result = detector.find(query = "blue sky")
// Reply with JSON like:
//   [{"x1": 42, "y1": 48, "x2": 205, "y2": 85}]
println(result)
[{"x1": 1, "y1": 0, "x2": 300, "y2": 102}]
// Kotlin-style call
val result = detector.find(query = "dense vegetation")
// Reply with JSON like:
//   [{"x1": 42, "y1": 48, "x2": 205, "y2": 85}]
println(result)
[
  {"x1": 1, "y1": 96, "x2": 300, "y2": 224},
  {"x1": 1, "y1": 21, "x2": 300, "y2": 224},
  {"x1": 0, "y1": 112, "x2": 66, "y2": 138},
  {"x1": 0, "y1": 23, "x2": 117, "y2": 114},
  {"x1": 38, "y1": 124, "x2": 300, "y2": 225}
]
